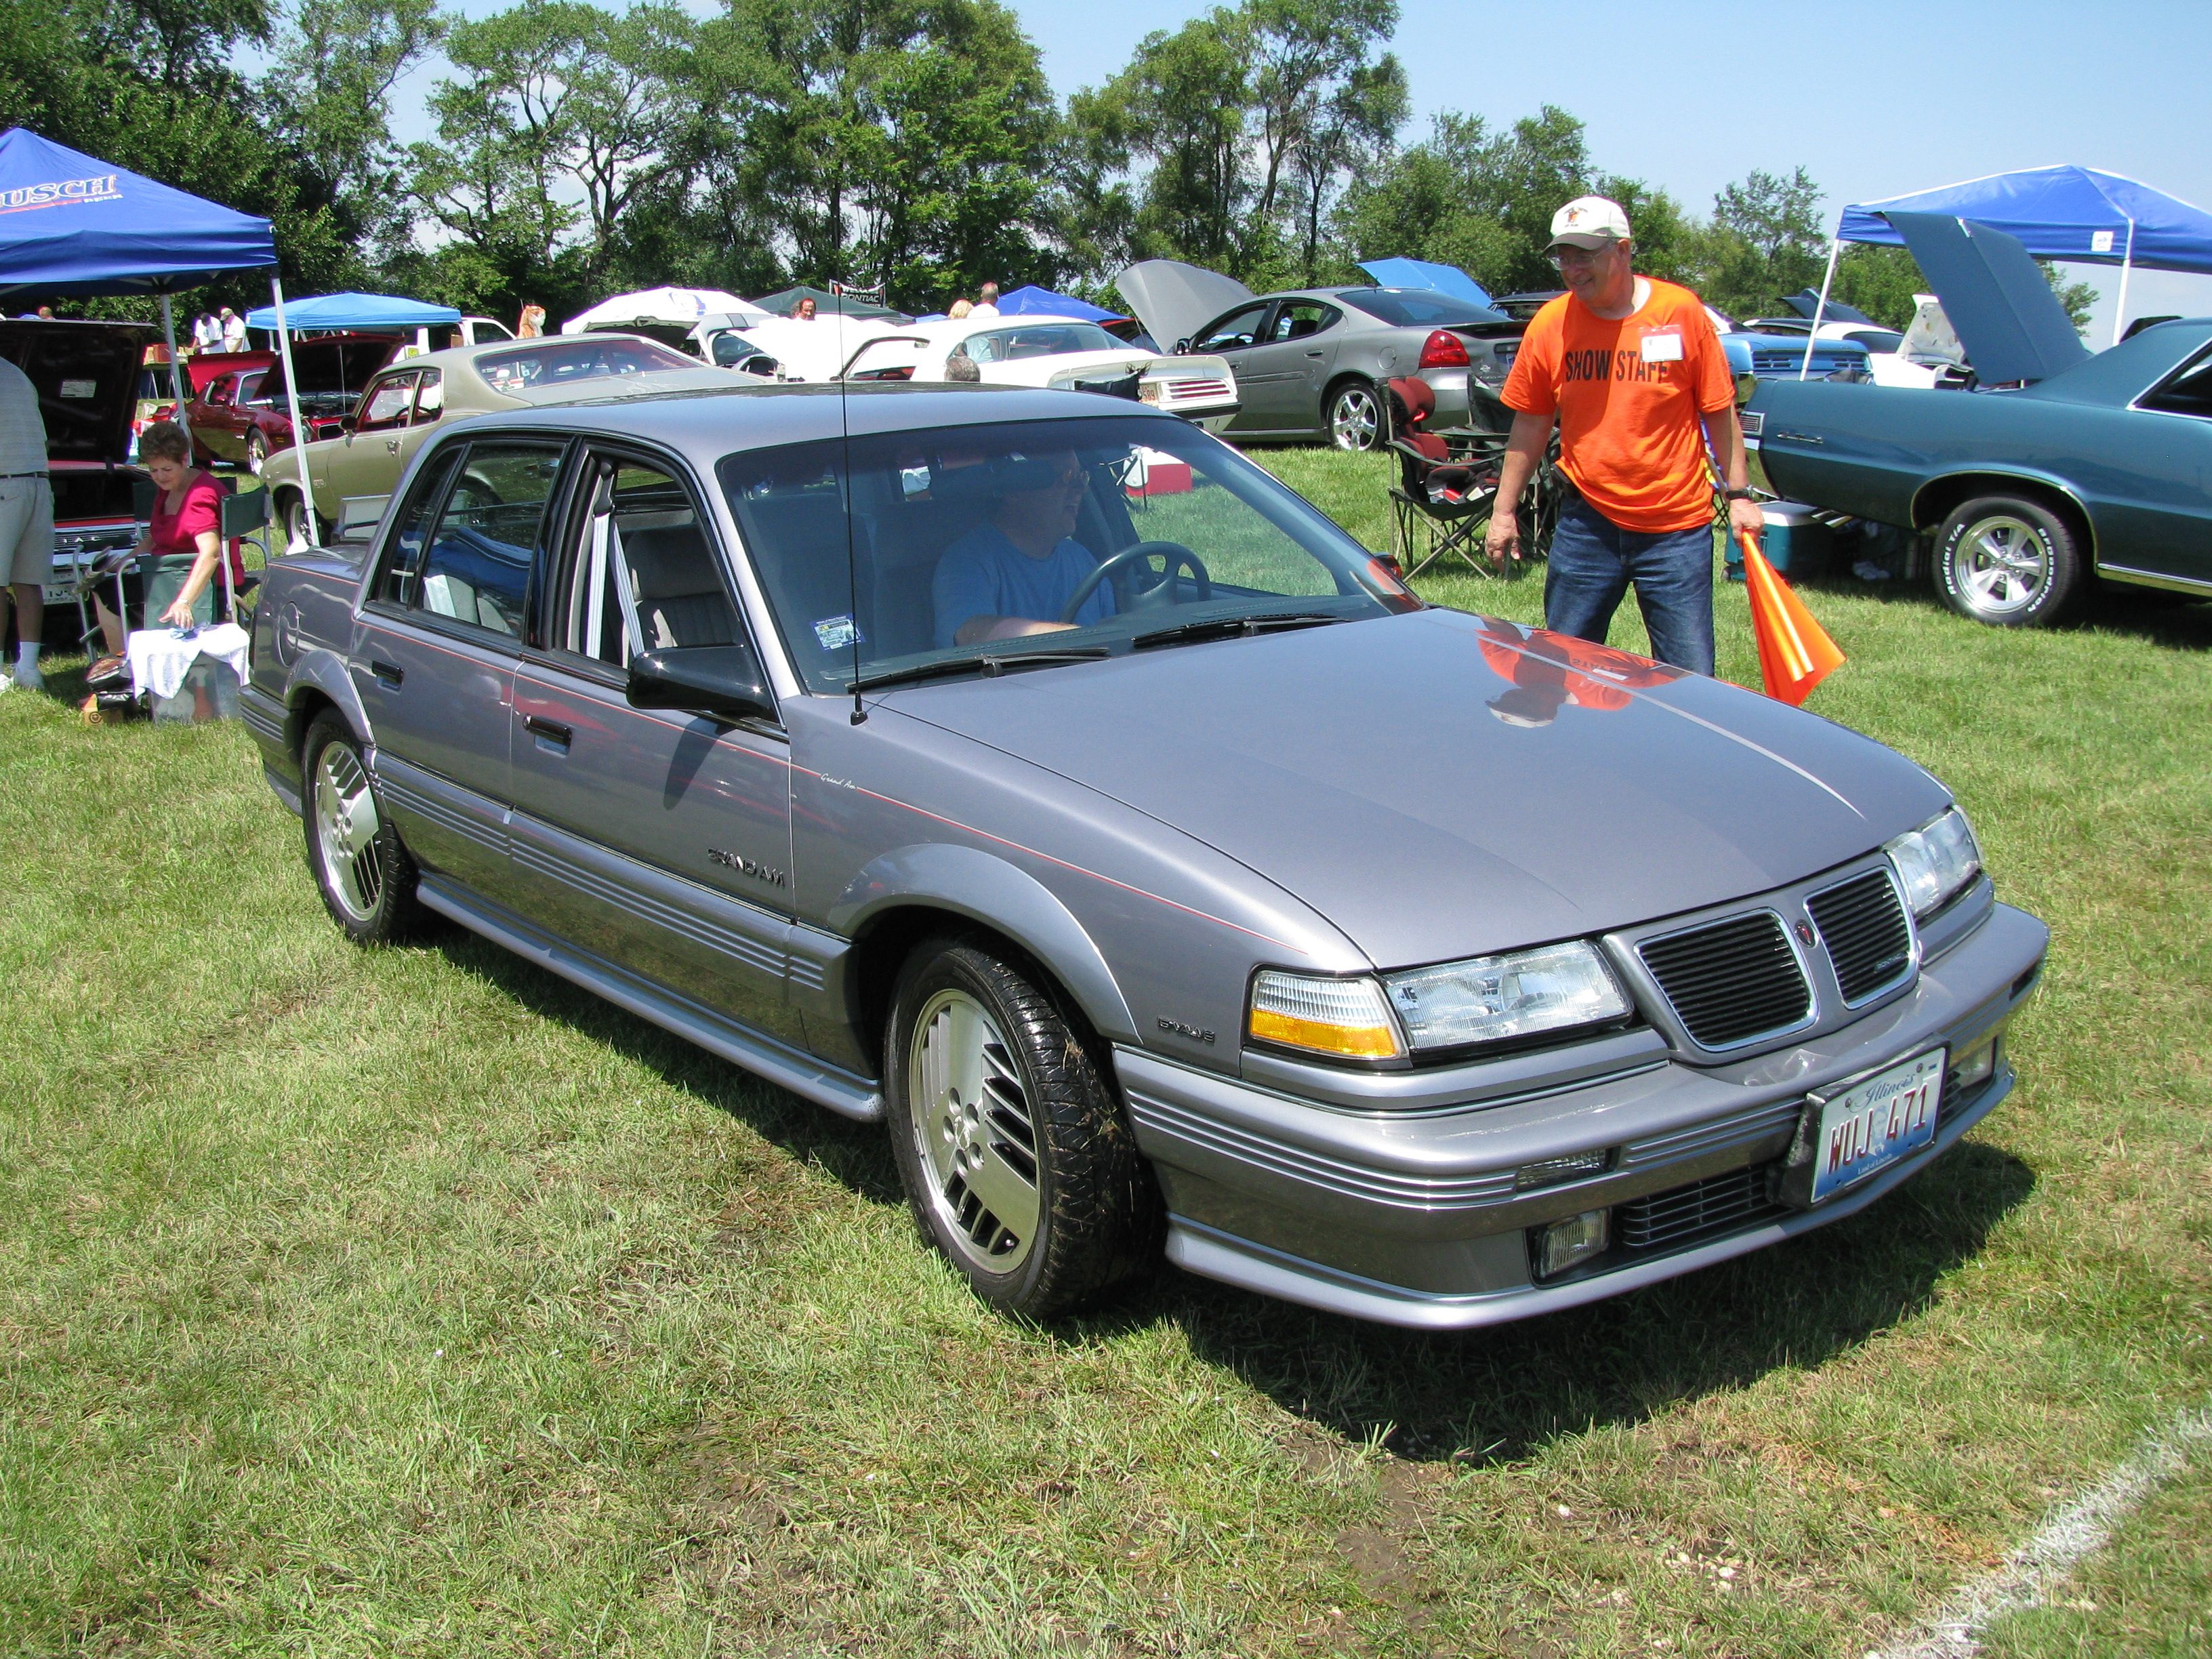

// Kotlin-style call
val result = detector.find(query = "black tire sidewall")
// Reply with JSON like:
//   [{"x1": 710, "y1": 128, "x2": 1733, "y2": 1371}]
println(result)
[
  {"x1": 300, "y1": 713, "x2": 418, "y2": 944},
  {"x1": 1936, "y1": 495, "x2": 2078, "y2": 627},
  {"x1": 884, "y1": 938, "x2": 1156, "y2": 1318}
]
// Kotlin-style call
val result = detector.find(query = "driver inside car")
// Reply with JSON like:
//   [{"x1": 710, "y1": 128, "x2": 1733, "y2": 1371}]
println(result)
[{"x1": 932, "y1": 449, "x2": 1119, "y2": 647}]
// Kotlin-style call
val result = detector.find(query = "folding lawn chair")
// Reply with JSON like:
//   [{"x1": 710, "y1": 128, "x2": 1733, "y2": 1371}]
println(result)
[{"x1": 1385, "y1": 377, "x2": 1504, "y2": 579}]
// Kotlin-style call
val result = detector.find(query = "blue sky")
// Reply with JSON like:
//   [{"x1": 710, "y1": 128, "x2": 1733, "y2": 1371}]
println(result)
[
  {"x1": 1010, "y1": 0, "x2": 2212, "y2": 333},
  {"x1": 415, "y1": 0, "x2": 2212, "y2": 330}
]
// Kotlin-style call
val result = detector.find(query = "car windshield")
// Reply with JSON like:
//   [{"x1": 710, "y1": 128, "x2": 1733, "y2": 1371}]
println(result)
[
  {"x1": 719, "y1": 414, "x2": 1417, "y2": 693},
  {"x1": 476, "y1": 335, "x2": 695, "y2": 393},
  {"x1": 962, "y1": 323, "x2": 1124, "y2": 362},
  {"x1": 1338, "y1": 289, "x2": 1509, "y2": 327}
]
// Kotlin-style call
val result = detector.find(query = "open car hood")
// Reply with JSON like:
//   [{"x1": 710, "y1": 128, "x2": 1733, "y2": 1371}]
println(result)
[
  {"x1": 264, "y1": 335, "x2": 401, "y2": 403},
  {"x1": 885, "y1": 609, "x2": 1949, "y2": 968},
  {"x1": 1113, "y1": 261, "x2": 1256, "y2": 354},
  {"x1": 0, "y1": 318, "x2": 157, "y2": 463},
  {"x1": 1881, "y1": 212, "x2": 2090, "y2": 385}
]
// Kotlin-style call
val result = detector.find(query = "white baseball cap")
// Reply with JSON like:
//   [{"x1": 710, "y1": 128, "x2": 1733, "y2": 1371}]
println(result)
[{"x1": 1549, "y1": 196, "x2": 1632, "y2": 251}]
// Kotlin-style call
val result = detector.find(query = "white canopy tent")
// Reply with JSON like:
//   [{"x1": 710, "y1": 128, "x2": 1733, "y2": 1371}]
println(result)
[{"x1": 561, "y1": 287, "x2": 771, "y2": 335}]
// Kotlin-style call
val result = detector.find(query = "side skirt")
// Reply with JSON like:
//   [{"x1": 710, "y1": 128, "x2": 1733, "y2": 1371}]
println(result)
[{"x1": 417, "y1": 875, "x2": 884, "y2": 1124}]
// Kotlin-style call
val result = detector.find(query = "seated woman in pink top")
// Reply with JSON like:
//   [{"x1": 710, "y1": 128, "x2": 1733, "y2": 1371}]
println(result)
[{"x1": 96, "y1": 419, "x2": 228, "y2": 653}]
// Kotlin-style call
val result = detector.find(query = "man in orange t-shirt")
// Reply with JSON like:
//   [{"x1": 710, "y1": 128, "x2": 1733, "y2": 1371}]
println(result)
[{"x1": 1488, "y1": 196, "x2": 1762, "y2": 675}]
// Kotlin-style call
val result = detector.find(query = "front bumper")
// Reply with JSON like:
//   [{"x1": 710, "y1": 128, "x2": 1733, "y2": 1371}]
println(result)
[{"x1": 1119, "y1": 900, "x2": 2046, "y2": 1328}]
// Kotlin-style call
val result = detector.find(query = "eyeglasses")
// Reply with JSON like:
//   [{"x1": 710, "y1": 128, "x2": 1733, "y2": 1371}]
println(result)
[{"x1": 1548, "y1": 245, "x2": 1611, "y2": 268}]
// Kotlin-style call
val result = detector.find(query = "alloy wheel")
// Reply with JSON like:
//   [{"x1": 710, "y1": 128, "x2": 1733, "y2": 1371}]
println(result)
[
  {"x1": 312, "y1": 742, "x2": 384, "y2": 924},
  {"x1": 1330, "y1": 384, "x2": 1380, "y2": 451},
  {"x1": 907, "y1": 987, "x2": 1042, "y2": 1274},
  {"x1": 1952, "y1": 513, "x2": 2049, "y2": 617}
]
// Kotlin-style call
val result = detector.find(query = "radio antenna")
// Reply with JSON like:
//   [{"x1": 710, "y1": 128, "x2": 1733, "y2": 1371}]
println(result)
[{"x1": 841, "y1": 289, "x2": 865, "y2": 724}]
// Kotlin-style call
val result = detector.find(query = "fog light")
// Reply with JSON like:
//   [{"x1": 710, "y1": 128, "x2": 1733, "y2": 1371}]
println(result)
[
  {"x1": 1948, "y1": 1034, "x2": 1998, "y2": 1093},
  {"x1": 1534, "y1": 1209, "x2": 1610, "y2": 1279},
  {"x1": 1515, "y1": 1149, "x2": 1612, "y2": 1191}
]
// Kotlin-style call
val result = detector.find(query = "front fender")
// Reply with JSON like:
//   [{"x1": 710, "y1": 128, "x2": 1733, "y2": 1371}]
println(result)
[{"x1": 834, "y1": 842, "x2": 1139, "y2": 1044}]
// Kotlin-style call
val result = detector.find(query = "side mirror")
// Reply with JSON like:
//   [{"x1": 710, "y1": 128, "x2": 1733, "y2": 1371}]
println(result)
[
  {"x1": 340, "y1": 414, "x2": 357, "y2": 434},
  {"x1": 1734, "y1": 370, "x2": 1759, "y2": 407},
  {"x1": 626, "y1": 646, "x2": 776, "y2": 724},
  {"x1": 1172, "y1": 338, "x2": 1191, "y2": 355}
]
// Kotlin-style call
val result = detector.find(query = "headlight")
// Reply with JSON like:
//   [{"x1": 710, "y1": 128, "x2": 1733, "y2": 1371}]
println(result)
[
  {"x1": 1885, "y1": 807, "x2": 1982, "y2": 918},
  {"x1": 1385, "y1": 941, "x2": 1630, "y2": 1052},
  {"x1": 1247, "y1": 970, "x2": 1403, "y2": 1060}
]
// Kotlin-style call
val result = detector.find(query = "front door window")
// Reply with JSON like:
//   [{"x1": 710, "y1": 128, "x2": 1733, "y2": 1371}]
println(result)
[{"x1": 356, "y1": 375, "x2": 418, "y2": 434}]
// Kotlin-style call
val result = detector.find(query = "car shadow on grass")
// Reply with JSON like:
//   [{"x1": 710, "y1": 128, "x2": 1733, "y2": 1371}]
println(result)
[
  {"x1": 1090, "y1": 1139, "x2": 2034, "y2": 1467},
  {"x1": 427, "y1": 928, "x2": 902, "y2": 1205},
  {"x1": 424, "y1": 926, "x2": 2034, "y2": 1470},
  {"x1": 1798, "y1": 567, "x2": 2212, "y2": 652}
]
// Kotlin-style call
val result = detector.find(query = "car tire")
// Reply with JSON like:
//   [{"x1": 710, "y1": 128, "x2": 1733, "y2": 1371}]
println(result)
[
  {"x1": 246, "y1": 431, "x2": 268, "y2": 475},
  {"x1": 301, "y1": 712, "x2": 425, "y2": 945},
  {"x1": 885, "y1": 937, "x2": 1160, "y2": 1319},
  {"x1": 1934, "y1": 494, "x2": 2082, "y2": 627},
  {"x1": 1326, "y1": 380, "x2": 1386, "y2": 452},
  {"x1": 279, "y1": 491, "x2": 329, "y2": 548}
]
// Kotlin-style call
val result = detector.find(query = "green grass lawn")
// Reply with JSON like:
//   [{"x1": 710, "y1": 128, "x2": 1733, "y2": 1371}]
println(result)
[{"x1": 2, "y1": 449, "x2": 2208, "y2": 1656}]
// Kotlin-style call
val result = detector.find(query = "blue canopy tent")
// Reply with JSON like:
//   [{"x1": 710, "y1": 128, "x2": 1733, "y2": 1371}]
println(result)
[
  {"x1": 1355, "y1": 258, "x2": 1493, "y2": 308},
  {"x1": 0, "y1": 127, "x2": 323, "y2": 524},
  {"x1": 1809, "y1": 165, "x2": 2212, "y2": 364},
  {"x1": 245, "y1": 291, "x2": 461, "y2": 333},
  {"x1": 994, "y1": 285, "x2": 1122, "y2": 322}
]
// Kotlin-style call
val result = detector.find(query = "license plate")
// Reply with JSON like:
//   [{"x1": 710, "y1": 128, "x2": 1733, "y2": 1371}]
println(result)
[{"x1": 1809, "y1": 1049, "x2": 1944, "y2": 1203}]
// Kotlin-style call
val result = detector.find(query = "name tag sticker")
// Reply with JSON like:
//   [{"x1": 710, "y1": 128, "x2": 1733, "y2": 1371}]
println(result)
[{"x1": 1638, "y1": 327, "x2": 1684, "y2": 365}]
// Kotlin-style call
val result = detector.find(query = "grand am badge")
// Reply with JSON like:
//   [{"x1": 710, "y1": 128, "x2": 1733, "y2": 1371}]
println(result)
[
  {"x1": 1158, "y1": 1017, "x2": 1216, "y2": 1045},
  {"x1": 709, "y1": 847, "x2": 786, "y2": 886}
]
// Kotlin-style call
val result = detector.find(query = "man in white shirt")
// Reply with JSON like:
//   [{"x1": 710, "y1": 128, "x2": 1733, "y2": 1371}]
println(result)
[
  {"x1": 193, "y1": 312, "x2": 222, "y2": 352},
  {"x1": 220, "y1": 308, "x2": 246, "y2": 352},
  {"x1": 0, "y1": 354, "x2": 54, "y2": 691},
  {"x1": 970, "y1": 281, "x2": 1000, "y2": 319}
]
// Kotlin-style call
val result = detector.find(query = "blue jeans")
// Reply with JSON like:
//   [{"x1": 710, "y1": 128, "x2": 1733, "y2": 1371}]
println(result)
[{"x1": 1544, "y1": 499, "x2": 1717, "y2": 676}]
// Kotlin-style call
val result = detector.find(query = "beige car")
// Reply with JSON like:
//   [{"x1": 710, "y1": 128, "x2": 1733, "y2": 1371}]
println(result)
[{"x1": 263, "y1": 333, "x2": 732, "y2": 541}]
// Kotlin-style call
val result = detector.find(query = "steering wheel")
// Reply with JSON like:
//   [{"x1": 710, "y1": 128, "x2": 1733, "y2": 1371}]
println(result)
[{"x1": 1059, "y1": 540, "x2": 1212, "y2": 623}]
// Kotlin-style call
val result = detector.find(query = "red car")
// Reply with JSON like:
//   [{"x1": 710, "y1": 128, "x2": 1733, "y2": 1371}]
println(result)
[{"x1": 186, "y1": 333, "x2": 401, "y2": 473}]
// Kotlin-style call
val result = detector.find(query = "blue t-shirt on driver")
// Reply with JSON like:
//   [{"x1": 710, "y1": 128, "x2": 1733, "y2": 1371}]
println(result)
[{"x1": 932, "y1": 525, "x2": 1118, "y2": 649}]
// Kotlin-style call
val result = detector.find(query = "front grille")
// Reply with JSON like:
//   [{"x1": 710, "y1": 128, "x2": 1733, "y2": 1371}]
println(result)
[
  {"x1": 1638, "y1": 912, "x2": 1813, "y2": 1048},
  {"x1": 1617, "y1": 1162, "x2": 1784, "y2": 1252},
  {"x1": 1807, "y1": 869, "x2": 1914, "y2": 1002}
]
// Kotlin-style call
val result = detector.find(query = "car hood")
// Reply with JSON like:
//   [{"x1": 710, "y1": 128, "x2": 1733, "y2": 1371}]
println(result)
[
  {"x1": 1882, "y1": 211, "x2": 2089, "y2": 385},
  {"x1": 0, "y1": 318, "x2": 158, "y2": 462},
  {"x1": 1113, "y1": 261, "x2": 1256, "y2": 354},
  {"x1": 880, "y1": 609, "x2": 1949, "y2": 968}
]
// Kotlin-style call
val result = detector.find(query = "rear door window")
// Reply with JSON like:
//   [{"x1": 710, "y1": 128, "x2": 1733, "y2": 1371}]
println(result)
[
  {"x1": 1268, "y1": 302, "x2": 1340, "y2": 342},
  {"x1": 408, "y1": 442, "x2": 567, "y2": 638}
]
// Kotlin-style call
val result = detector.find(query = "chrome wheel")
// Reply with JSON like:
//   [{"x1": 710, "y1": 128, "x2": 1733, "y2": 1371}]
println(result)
[
  {"x1": 907, "y1": 987, "x2": 1041, "y2": 1273},
  {"x1": 1950, "y1": 513, "x2": 2049, "y2": 617},
  {"x1": 246, "y1": 432, "x2": 268, "y2": 475},
  {"x1": 312, "y1": 741, "x2": 384, "y2": 925},
  {"x1": 1329, "y1": 383, "x2": 1382, "y2": 451}
]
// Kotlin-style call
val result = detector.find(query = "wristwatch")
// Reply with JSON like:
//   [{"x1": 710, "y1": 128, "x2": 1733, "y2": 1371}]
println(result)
[{"x1": 1724, "y1": 487, "x2": 1756, "y2": 501}]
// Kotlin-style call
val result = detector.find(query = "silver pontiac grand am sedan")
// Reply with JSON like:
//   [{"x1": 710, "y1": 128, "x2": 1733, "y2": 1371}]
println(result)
[{"x1": 241, "y1": 381, "x2": 2047, "y2": 1328}]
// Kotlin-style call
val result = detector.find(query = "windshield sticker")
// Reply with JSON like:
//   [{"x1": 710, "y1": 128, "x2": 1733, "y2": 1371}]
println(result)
[
  {"x1": 814, "y1": 615, "x2": 863, "y2": 651},
  {"x1": 59, "y1": 379, "x2": 97, "y2": 398}
]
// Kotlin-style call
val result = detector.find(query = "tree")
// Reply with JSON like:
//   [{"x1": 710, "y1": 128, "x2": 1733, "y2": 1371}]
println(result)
[
  {"x1": 262, "y1": 0, "x2": 443, "y2": 266},
  {"x1": 1686, "y1": 165, "x2": 1826, "y2": 318}
]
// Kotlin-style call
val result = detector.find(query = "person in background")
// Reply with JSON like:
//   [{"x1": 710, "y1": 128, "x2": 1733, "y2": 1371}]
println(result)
[
  {"x1": 220, "y1": 307, "x2": 247, "y2": 352},
  {"x1": 0, "y1": 349, "x2": 54, "y2": 693},
  {"x1": 94, "y1": 421, "x2": 226, "y2": 653},
  {"x1": 794, "y1": 295, "x2": 818, "y2": 321},
  {"x1": 971, "y1": 282, "x2": 1000, "y2": 319},
  {"x1": 1486, "y1": 195, "x2": 1758, "y2": 676},
  {"x1": 517, "y1": 303, "x2": 546, "y2": 338},
  {"x1": 948, "y1": 298, "x2": 974, "y2": 320},
  {"x1": 944, "y1": 352, "x2": 981, "y2": 383},
  {"x1": 193, "y1": 312, "x2": 222, "y2": 352}
]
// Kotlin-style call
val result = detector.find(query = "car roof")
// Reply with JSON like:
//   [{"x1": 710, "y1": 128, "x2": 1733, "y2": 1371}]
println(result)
[{"x1": 442, "y1": 380, "x2": 1195, "y2": 453}]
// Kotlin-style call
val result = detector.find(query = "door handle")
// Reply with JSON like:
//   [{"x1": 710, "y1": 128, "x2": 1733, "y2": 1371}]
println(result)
[
  {"x1": 370, "y1": 659, "x2": 404, "y2": 689},
  {"x1": 523, "y1": 714, "x2": 573, "y2": 751},
  {"x1": 386, "y1": 438, "x2": 401, "y2": 454},
  {"x1": 1305, "y1": 349, "x2": 1325, "y2": 358}
]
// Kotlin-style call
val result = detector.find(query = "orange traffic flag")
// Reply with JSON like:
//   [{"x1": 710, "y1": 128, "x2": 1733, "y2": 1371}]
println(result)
[{"x1": 1740, "y1": 531, "x2": 1845, "y2": 705}]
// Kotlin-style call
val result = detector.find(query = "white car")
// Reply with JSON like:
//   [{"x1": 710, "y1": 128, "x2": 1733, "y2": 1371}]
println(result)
[{"x1": 839, "y1": 315, "x2": 1242, "y2": 431}]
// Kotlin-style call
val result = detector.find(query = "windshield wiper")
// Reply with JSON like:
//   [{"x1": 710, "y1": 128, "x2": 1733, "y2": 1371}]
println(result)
[
  {"x1": 1130, "y1": 611, "x2": 1348, "y2": 651},
  {"x1": 851, "y1": 647, "x2": 1111, "y2": 694}
]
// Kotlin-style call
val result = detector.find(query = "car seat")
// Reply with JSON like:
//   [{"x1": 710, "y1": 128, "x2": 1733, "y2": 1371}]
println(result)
[{"x1": 619, "y1": 523, "x2": 739, "y2": 649}]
